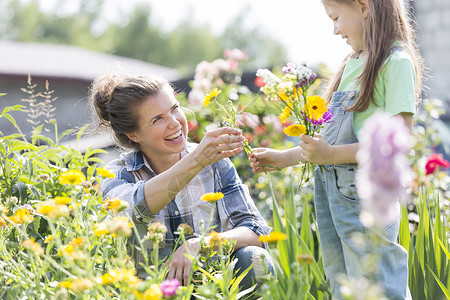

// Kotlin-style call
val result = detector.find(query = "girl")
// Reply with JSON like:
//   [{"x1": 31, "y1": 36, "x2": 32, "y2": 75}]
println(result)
[
  {"x1": 90, "y1": 73, "x2": 272, "y2": 289},
  {"x1": 250, "y1": 0, "x2": 423, "y2": 299}
]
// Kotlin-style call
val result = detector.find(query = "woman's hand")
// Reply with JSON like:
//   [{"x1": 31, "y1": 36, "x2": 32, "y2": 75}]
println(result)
[
  {"x1": 299, "y1": 134, "x2": 333, "y2": 165},
  {"x1": 165, "y1": 238, "x2": 200, "y2": 285},
  {"x1": 191, "y1": 127, "x2": 244, "y2": 167}
]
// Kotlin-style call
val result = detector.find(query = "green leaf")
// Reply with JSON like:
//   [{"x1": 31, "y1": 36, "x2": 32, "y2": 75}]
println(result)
[
  {"x1": 399, "y1": 205, "x2": 410, "y2": 251},
  {"x1": 427, "y1": 265, "x2": 450, "y2": 299}
]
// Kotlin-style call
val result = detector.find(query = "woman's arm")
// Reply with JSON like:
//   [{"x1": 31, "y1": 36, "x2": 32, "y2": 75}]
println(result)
[{"x1": 144, "y1": 127, "x2": 245, "y2": 215}]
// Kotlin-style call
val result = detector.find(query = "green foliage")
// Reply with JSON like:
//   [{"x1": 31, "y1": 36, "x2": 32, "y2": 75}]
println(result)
[{"x1": 0, "y1": 0, "x2": 288, "y2": 74}]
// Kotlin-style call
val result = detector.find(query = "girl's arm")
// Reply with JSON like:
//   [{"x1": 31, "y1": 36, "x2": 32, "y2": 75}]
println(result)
[
  {"x1": 249, "y1": 147, "x2": 305, "y2": 173},
  {"x1": 299, "y1": 112, "x2": 413, "y2": 165}
]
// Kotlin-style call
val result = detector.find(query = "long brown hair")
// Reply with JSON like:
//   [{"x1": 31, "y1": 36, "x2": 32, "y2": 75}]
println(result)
[{"x1": 323, "y1": 0, "x2": 424, "y2": 112}]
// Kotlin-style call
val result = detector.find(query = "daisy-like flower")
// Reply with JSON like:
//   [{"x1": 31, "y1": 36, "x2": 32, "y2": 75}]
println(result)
[
  {"x1": 200, "y1": 192, "x2": 224, "y2": 202},
  {"x1": 303, "y1": 95, "x2": 328, "y2": 120},
  {"x1": 258, "y1": 232, "x2": 287, "y2": 243},
  {"x1": 208, "y1": 230, "x2": 228, "y2": 246},
  {"x1": 143, "y1": 283, "x2": 163, "y2": 300},
  {"x1": 283, "y1": 124, "x2": 306, "y2": 137},
  {"x1": 36, "y1": 200, "x2": 70, "y2": 219},
  {"x1": 58, "y1": 170, "x2": 86, "y2": 185},
  {"x1": 176, "y1": 223, "x2": 194, "y2": 236},
  {"x1": 96, "y1": 268, "x2": 140, "y2": 287},
  {"x1": 160, "y1": 278, "x2": 180, "y2": 298},
  {"x1": 54, "y1": 196, "x2": 72, "y2": 205},
  {"x1": 96, "y1": 167, "x2": 115, "y2": 178},
  {"x1": 69, "y1": 278, "x2": 93, "y2": 293},
  {"x1": 203, "y1": 88, "x2": 222, "y2": 107},
  {"x1": 22, "y1": 239, "x2": 44, "y2": 256},
  {"x1": 10, "y1": 207, "x2": 34, "y2": 224},
  {"x1": 44, "y1": 235, "x2": 54, "y2": 243},
  {"x1": 102, "y1": 198, "x2": 129, "y2": 214},
  {"x1": 147, "y1": 220, "x2": 168, "y2": 242},
  {"x1": 278, "y1": 104, "x2": 292, "y2": 124}
]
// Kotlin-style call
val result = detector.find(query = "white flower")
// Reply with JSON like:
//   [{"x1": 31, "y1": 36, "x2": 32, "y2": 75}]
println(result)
[{"x1": 256, "y1": 69, "x2": 281, "y2": 86}]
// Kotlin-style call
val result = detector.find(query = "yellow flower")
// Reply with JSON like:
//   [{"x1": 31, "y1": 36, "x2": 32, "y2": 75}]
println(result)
[
  {"x1": 0, "y1": 217, "x2": 6, "y2": 227},
  {"x1": 303, "y1": 95, "x2": 327, "y2": 120},
  {"x1": 22, "y1": 239, "x2": 44, "y2": 256},
  {"x1": 69, "y1": 203, "x2": 82, "y2": 210},
  {"x1": 283, "y1": 124, "x2": 306, "y2": 137},
  {"x1": 200, "y1": 192, "x2": 224, "y2": 202},
  {"x1": 54, "y1": 196, "x2": 72, "y2": 205},
  {"x1": 96, "y1": 167, "x2": 115, "y2": 178},
  {"x1": 58, "y1": 281, "x2": 72, "y2": 289},
  {"x1": 94, "y1": 223, "x2": 109, "y2": 237},
  {"x1": 208, "y1": 230, "x2": 227, "y2": 246},
  {"x1": 36, "y1": 201, "x2": 70, "y2": 219},
  {"x1": 58, "y1": 169, "x2": 86, "y2": 185},
  {"x1": 44, "y1": 235, "x2": 53, "y2": 243},
  {"x1": 102, "y1": 198, "x2": 129, "y2": 214},
  {"x1": 278, "y1": 105, "x2": 291, "y2": 124},
  {"x1": 143, "y1": 283, "x2": 162, "y2": 300},
  {"x1": 10, "y1": 208, "x2": 34, "y2": 224},
  {"x1": 58, "y1": 244, "x2": 74, "y2": 256},
  {"x1": 258, "y1": 232, "x2": 287, "y2": 243},
  {"x1": 70, "y1": 278, "x2": 93, "y2": 293},
  {"x1": 203, "y1": 88, "x2": 222, "y2": 107}
]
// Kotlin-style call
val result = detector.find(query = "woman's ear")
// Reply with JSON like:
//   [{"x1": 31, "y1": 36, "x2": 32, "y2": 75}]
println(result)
[
  {"x1": 126, "y1": 133, "x2": 140, "y2": 143},
  {"x1": 357, "y1": 0, "x2": 370, "y2": 18}
]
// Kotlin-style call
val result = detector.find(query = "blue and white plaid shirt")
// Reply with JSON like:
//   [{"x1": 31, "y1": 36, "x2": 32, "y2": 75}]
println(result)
[{"x1": 101, "y1": 143, "x2": 271, "y2": 277}]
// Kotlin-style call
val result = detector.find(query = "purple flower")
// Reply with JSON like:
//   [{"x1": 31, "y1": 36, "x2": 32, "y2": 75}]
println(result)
[
  {"x1": 160, "y1": 278, "x2": 180, "y2": 298},
  {"x1": 303, "y1": 111, "x2": 334, "y2": 126},
  {"x1": 282, "y1": 63, "x2": 295, "y2": 74},
  {"x1": 356, "y1": 112, "x2": 412, "y2": 226}
]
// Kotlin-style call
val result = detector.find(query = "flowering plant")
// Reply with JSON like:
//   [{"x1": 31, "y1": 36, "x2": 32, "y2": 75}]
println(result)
[
  {"x1": 256, "y1": 63, "x2": 333, "y2": 186},
  {"x1": 203, "y1": 88, "x2": 254, "y2": 156}
]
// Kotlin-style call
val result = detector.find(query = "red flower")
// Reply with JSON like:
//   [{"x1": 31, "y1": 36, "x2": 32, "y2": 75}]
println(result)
[
  {"x1": 254, "y1": 76, "x2": 265, "y2": 88},
  {"x1": 425, "y1": 153, "x2": 450, "y2": 175}
]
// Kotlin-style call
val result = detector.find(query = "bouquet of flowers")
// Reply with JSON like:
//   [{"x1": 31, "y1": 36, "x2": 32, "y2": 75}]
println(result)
[{"x1": 256, "y1": 63, "x2": 333, "y2": 186}]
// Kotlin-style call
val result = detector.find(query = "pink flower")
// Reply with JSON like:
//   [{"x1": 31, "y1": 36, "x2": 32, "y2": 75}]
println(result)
[
  {"x1": 356, "y1": 112, "x2": 412, "y2": 226},
  {"x1": 425, "y1": 153, "x2": 449, "y2": 175},
  {"x1": 160, "y1": 278, "x2": 179, "y2": 298},
  {"x1": 224, "y1": 48, "x2": 248, "y2": 61}
]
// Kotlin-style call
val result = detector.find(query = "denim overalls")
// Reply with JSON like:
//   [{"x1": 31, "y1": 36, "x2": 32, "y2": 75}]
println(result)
[{"x1": 314, "y1": 91, "x2": 411, "y2": 300}]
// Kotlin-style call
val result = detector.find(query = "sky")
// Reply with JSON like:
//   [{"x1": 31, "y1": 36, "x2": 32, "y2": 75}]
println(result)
[
  {"x1": 137, "y1": 0, "x2": 352, "y2": 71},
  {"x1": 42, "y1": 0, "x2": 354, "y2": 71}
]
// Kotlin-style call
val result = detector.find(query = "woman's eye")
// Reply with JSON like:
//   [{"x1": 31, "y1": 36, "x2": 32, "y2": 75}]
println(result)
[
  {"x1": 153, "y1": 117, "x2": 162, "y2": 124},
  {"x1": 172, "y1": 105, "x2": 179, "y2": 111}
]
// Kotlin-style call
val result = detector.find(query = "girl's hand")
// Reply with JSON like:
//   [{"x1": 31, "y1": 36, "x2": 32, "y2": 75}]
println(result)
[
  {"x1": 299, "y1": 134, "x2": 333, "y2": 165},
  {"x1": 165, "y1": 238, "x2": 200, "y2": 285},
  {"x1": 192, "y1": 127, "x2": 244, "y2": 167},
  {"x1": 249, "y1": 148, "x2": 284, "y2": 173}
]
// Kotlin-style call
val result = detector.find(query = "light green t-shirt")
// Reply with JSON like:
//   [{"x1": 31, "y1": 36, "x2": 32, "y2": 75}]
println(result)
[{"x1": 337, "y1": 45, "x2": 416, "y2": 136}]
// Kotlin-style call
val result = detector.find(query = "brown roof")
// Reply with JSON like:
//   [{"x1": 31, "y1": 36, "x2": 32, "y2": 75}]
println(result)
[{"x1": 0, "y1": 41, "x2": 180, "y2": 82}]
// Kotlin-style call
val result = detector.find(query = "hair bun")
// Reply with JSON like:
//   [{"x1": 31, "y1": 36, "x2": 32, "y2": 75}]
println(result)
[{"x1": 90, "y1": 74, "x2": 122, "y2": 124}]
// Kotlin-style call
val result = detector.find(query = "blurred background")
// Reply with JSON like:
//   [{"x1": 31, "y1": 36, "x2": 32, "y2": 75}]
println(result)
[{"x1": 0, "y1": 0, "x2": 448, "y2": 160}]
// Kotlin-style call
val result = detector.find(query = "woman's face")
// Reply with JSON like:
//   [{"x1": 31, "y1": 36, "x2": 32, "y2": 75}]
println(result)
[
  {"x1": 322, "y1": 0, "x2": 368, "y2": 52},
  {"x1": 132, "y1": 86, "x2": 188, "y2": 160}
]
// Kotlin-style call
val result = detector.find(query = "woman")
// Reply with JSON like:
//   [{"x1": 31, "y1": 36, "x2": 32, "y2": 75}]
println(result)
[{"x1": 89, "y1": 72, "x2": 272, "y2": 289}]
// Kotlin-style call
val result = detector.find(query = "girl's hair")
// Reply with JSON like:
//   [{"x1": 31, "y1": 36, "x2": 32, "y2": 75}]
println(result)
[
  {"x1": 323, "y1": 0, "x2": 424, "y2": 112},
  {"x1": 89, "y1": 73, "x2": 171, "y2": 150}
]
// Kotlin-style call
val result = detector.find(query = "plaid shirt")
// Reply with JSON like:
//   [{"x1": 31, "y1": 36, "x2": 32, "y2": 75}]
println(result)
[{"x1": 101, "y1": 143, "x2": 270, "y2": 277}]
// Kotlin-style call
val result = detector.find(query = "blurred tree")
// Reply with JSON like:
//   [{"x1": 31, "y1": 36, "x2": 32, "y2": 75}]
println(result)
[{"x1": 0, "y1": 0, "x2": 288, "y2": 75}]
